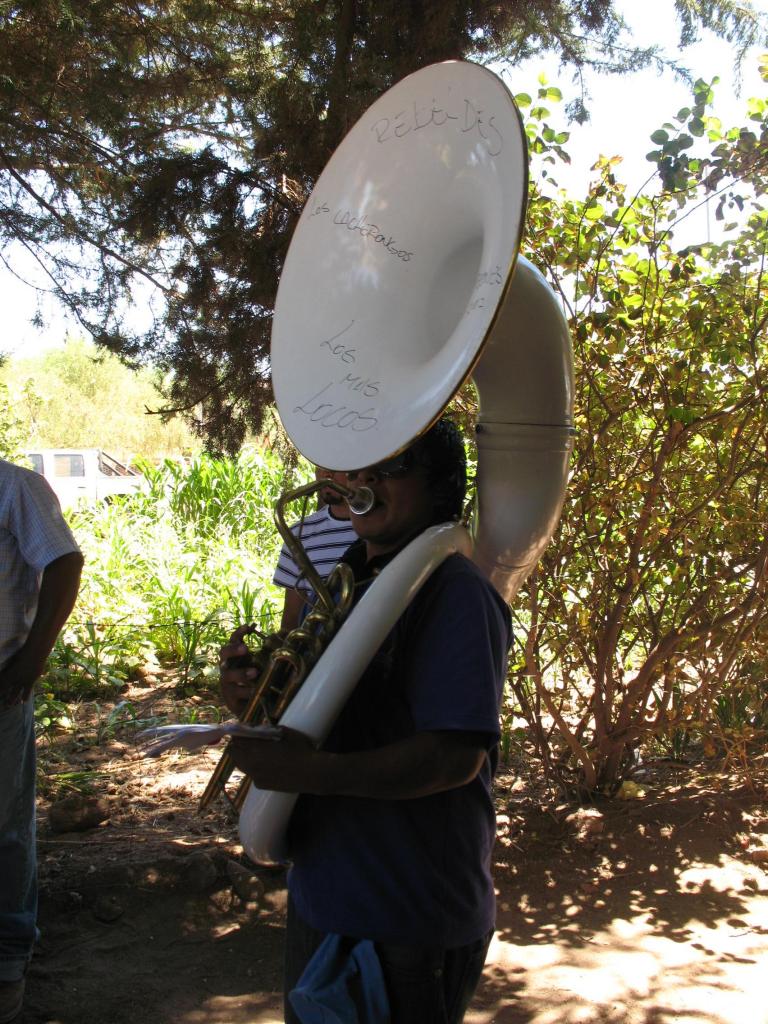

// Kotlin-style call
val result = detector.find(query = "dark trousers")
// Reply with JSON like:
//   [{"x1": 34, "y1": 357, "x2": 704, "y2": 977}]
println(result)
[{"x1": 284, "y1": 897, "x2": 492, "y2": 1024}]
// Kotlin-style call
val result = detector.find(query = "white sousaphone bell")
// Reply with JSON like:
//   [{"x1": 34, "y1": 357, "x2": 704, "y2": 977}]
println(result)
[{"x1": 240, "y1": 60, "x2": 575, "y2": 863}]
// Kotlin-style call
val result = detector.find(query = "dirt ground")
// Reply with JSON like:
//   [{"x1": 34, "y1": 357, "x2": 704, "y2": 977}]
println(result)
[{"x1": 21, "y1": 683, "x2": 768, "y2": 1024}]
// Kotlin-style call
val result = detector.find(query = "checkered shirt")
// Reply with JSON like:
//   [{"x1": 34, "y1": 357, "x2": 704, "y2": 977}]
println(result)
[{"x1": 0, "y1": 458, "x2": 81, "y2": 669}]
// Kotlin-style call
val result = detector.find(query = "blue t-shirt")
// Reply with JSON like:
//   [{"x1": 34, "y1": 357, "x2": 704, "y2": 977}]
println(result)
[{"x1": 287, "y1": 546, "x2": 511, "y2": 948}]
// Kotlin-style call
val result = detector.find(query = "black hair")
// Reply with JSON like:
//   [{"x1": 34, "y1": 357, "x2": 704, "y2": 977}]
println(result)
[{"x1": 410, "y1": 417, "x2": 467, "y2": 523}]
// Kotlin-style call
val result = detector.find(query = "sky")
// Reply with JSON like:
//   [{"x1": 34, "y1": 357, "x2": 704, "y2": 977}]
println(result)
[
  {"x1": 496, "y1": 0, "x2": 767, "y2": 230},
  {"x1": 1, "y1": 0, "x2": 766, "y2": 359}
]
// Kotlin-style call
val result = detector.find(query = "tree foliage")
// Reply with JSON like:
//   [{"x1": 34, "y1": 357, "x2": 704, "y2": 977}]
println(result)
[
  {"x1": 1, "y1": 0, "x2": 765, "y2": 449},
  {"x1": 0, "y1": 374, "x2": 25, "y2": 460},
  {"x1": 2, "y1": 1, "x2": 767, "y2": 794},
  {"x1": 1, "y1": 337, "x2": 200, "y2": 461}
]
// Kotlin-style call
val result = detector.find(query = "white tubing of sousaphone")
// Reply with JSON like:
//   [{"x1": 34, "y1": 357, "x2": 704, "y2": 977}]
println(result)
[
  {"x1": 239, "y1": 522, "x2": 472, "y2": 864},
  {"x1": 271, "y1": 60, "x2": 527, "y2": 471}
]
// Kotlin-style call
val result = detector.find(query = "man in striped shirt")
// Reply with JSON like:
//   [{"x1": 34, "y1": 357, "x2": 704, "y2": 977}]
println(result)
[{"x1": 272, "y1": 468, "x2": 357, "y2": 632}]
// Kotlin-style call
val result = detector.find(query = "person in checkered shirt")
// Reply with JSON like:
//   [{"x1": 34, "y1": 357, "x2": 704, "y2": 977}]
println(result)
[{"x1": 0, "y1": 458, "x2": 83, "y2": 1024}]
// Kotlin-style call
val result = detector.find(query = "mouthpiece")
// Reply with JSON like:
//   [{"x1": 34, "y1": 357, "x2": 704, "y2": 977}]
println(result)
[{"x1": 346, "y1": 486, "x2": 375, "y2": 516}]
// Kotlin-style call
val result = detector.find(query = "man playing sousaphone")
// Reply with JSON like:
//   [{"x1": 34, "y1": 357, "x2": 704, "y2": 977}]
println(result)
[{"x1": 220, "y1": 418, "x2": 511, "y2": 1024}]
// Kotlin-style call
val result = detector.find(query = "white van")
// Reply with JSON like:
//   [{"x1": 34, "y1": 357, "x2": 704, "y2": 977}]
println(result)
[{"x1": 24, "y1": 449, "x2": 145, "y2": 508}]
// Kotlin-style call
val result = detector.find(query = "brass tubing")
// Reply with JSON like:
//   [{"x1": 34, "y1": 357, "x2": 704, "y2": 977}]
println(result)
[
  {"x1": 273, "y1": 479, "x2": 366, "y2": 616},
  {"x1": 198, "y1": 656, "x2": 287, "y2": 811},
  {"x1": 199, "y1": 482, "x2": 360, "y2": 814},
  {"x1": 230, "y1": 655, "x2": 307, "y2": 814}
]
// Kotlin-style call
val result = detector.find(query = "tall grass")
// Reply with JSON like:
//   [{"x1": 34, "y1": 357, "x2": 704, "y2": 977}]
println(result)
[{"x1": 42, "y1": 448, "x2": 311, "y2": 706}]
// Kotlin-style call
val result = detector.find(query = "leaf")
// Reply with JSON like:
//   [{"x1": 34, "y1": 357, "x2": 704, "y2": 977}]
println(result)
[
  {"x1": 668, "y1": 406, "x2": 696, "y2": 425},
  {"x1": 617, "y1": 781, "x2": 647, "y2": 800}
]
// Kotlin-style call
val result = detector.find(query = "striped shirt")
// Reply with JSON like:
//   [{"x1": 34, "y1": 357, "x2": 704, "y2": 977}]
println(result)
[
  {"x1": 0, "y1": 459, "x2": 81, "y2": 669},
  {"x1": 272, "y1": 506, "x2": 358, "y2": 598}
]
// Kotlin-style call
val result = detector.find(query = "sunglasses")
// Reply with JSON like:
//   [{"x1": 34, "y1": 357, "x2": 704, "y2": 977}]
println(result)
[{"x1": 349, "y1": 451, "x2": 414, "y2": 480}]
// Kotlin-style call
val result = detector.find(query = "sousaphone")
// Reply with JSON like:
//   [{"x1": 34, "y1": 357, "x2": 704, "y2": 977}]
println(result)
[{"x1": 238, "y1": 59, "x2": 574, "y2": 862}]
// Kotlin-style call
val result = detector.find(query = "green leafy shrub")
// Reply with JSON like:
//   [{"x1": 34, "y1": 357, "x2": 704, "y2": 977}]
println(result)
[
  {"x1": 40, "y1": 447, "x2": 308, "y2": 700},
  {"x1": 509, "y1": 72, "x2": 768, "y2": 795}
]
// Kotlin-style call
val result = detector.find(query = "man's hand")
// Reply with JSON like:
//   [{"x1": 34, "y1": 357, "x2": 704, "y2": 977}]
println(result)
[
  {"x1": 0, "y1": 651, "x2": 36, "y2": 708},
  {"x1": 229, "y1": 727, "x2": 319, "y2": 793},
  {"x1": 219, "y1": 624, "x2": 260, "y2": 716}
]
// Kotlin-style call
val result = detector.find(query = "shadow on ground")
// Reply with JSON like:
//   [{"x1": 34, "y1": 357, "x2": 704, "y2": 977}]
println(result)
[{"x1": 25, "y1": 726, "x2": 768, "y2": 1024}]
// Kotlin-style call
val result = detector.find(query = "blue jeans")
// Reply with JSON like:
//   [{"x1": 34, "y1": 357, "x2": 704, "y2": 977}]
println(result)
[
  {"x1": 0, "y1": 700, "x2": 37, "y2": 982},
  {"x1": 284, "y1": 897, "x2": 492, "y2": 1023}
]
